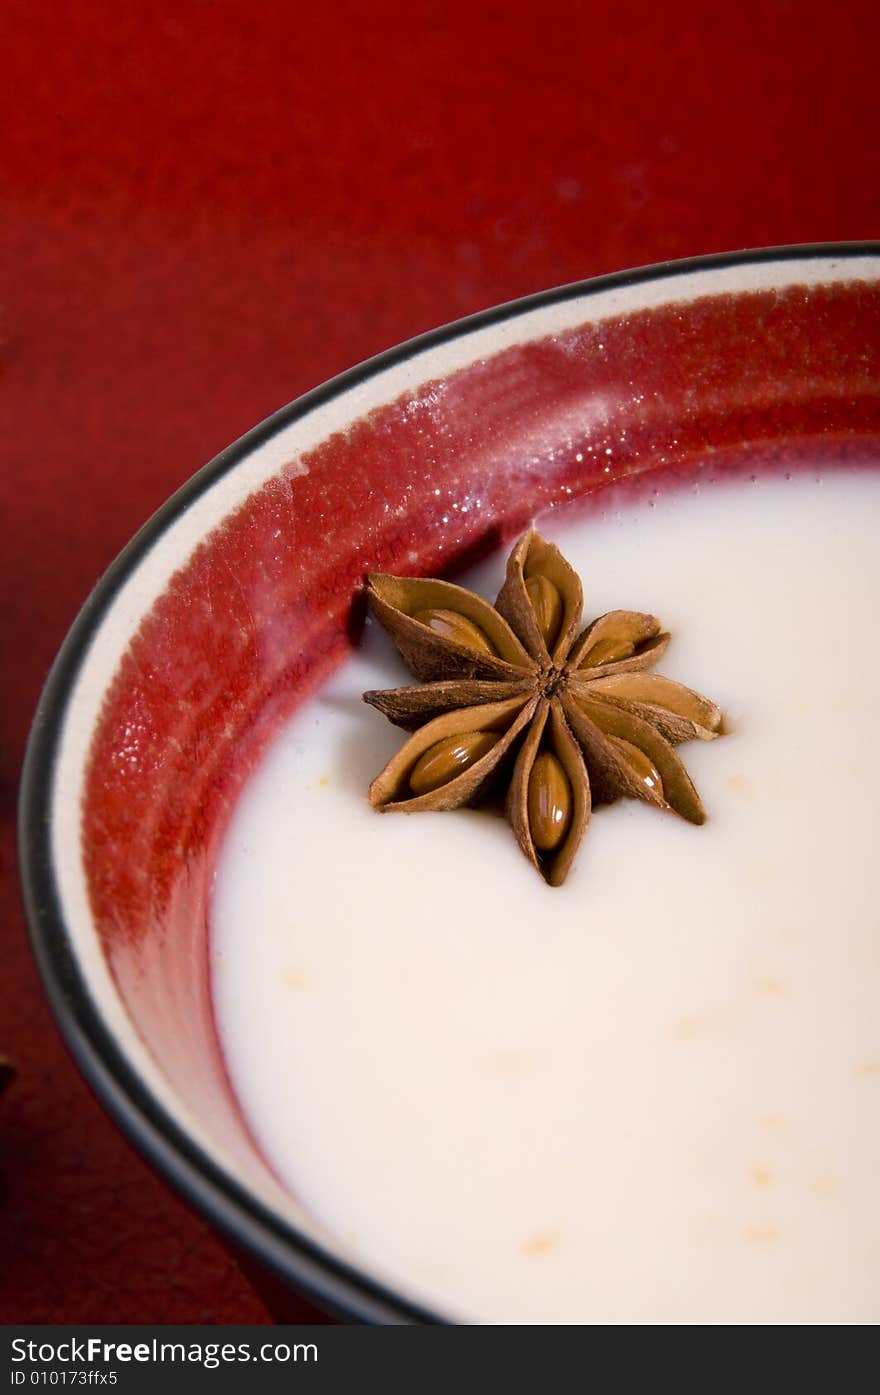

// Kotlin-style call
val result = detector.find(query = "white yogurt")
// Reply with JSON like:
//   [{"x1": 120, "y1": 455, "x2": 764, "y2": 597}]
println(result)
[{"x1": 211, "y1": 468, "x2": 880, "y2": 1323}]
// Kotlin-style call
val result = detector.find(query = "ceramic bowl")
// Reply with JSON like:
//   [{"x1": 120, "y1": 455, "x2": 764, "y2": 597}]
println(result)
[{"x1": 20, "y1": 245, "x2": 880, "y2": 1322}]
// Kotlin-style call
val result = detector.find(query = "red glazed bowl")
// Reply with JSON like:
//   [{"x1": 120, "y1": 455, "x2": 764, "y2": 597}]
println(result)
[{"x1": 19, "y1": 246, "x2": 880, "y2": 1322}]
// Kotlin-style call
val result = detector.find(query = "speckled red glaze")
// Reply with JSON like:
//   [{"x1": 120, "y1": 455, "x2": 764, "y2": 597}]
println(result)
[{"x1": 83, "y1": 278, "x2": 880, "y2": 1164}]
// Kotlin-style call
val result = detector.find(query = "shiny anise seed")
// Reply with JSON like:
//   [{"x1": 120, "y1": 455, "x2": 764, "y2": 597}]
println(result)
[
  {"x1": 525, "y1": 575, "x2": 563, "y2": 650},
  {"x1": 581, "y1": 636, "x2": 636, "y2": 666},
  {"x1": 607, "y1": 735, "x2": 663, "y2": 796},
  {"x1": 527, "y1": 751, "x2": 572, "y2": 852},
  {"x1": 409, "y1": 730, "x2": 501, "y2": 795},
  {"x1": 411, "y1": 607, "x2": 497, "y2": 656}
]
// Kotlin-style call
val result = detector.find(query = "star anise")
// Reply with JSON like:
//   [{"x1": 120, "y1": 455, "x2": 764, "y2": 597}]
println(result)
[{"x1": 363, "y1": 530, "x2": 723, "y2": 886}]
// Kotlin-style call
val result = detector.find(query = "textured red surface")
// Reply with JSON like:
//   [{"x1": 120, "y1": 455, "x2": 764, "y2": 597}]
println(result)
[{"x1": 2, "y1": 0, "x2": 879, "y2": 1325}]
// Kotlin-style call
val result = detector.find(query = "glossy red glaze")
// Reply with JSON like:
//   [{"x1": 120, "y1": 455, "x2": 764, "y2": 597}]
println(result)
[{"x1": 83, "y1": 279, "x2": 880, "y2": 1172}]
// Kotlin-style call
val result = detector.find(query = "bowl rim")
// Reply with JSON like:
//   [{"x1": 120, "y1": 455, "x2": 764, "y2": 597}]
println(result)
[{"x1": 18, "y1": 241, "x2": 880, "y2": 1324}]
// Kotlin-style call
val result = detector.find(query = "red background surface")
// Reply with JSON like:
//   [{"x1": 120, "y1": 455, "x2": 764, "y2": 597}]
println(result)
[{"x1": 1, "y1": 0, "x2": 878, "y2": 1324}]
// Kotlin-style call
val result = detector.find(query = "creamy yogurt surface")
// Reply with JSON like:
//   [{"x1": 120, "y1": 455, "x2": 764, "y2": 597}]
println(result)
[{"x1": 211, "y1": 468, "x2": 880, "y2": 1323}]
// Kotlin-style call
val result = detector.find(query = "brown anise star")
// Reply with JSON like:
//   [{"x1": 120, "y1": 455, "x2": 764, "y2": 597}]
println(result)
[{"x1": 363, "y1": 530, "x2": 723, "y2": 886}]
